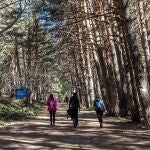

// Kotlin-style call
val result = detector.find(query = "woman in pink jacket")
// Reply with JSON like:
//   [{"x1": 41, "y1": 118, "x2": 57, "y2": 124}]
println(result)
[{"x1": 47, "y1": 94, "x2": 58, "y2": 126}]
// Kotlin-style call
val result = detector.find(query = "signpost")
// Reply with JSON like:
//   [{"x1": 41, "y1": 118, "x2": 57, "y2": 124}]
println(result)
[{"x1": 15, "y1": 87, "x2": 29, "y2": 99}]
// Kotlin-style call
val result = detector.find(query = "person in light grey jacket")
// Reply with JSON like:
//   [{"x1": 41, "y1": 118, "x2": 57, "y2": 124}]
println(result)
[{"x1": 93, "y1": 96, "x2": 107, "y2": 128}]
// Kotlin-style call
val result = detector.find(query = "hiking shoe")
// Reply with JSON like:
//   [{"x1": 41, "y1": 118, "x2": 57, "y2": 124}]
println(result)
[{"x1": 73, "y1": 119, "x2": 77, "y2": 128}]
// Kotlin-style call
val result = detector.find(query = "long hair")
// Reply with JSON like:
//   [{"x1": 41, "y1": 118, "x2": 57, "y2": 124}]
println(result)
[{"x1": 49, "y1": 94, "x2": 54, "y2": 99}]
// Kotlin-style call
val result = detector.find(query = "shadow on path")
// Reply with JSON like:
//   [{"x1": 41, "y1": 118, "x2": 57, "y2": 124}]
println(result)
[{"x1": 0, "y1": 104, "x2": 150, "y2": 150}]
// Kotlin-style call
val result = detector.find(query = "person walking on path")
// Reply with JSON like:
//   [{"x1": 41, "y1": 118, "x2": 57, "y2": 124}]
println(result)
[
  {"x1": 93, "y1": 96, "x2": 107, "y2": 128},
  {"x1": 47, "y1": 94, "x2": 58, "y2": 126},
  {"x1": 69, "y1": 93, "x2": 80, "y2": 128}
]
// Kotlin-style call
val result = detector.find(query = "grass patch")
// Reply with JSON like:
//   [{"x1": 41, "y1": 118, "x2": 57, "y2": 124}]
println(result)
[
  {"x1": 0, "y1": 100, "x2": 43, "y2": 123},
  {"x1": 0, "y1": 120, "x2": 6, "y2": 127}
]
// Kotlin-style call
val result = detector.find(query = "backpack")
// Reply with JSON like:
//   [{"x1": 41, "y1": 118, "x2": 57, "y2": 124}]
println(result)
[
  {"x1": 94, "y1": 99, "x2": 105, "y2": 112},
  {"x1": 49, "y1": 99, "x2": 55, "y2": 109}
]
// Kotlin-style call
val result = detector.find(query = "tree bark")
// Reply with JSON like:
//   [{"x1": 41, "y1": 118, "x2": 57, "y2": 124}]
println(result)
[{"x1": 117, "y1": 0, "x2": 150, "y2": 128}]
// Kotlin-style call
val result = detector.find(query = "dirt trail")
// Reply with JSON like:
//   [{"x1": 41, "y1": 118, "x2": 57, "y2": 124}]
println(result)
[{"x1": 0, "y1": 104, "x2": 150, "y2": 150}]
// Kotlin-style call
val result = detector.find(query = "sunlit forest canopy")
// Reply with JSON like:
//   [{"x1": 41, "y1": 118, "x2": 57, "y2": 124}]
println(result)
[{"x1": 0, "y1": 0, "x2": 150, "y2": 128}]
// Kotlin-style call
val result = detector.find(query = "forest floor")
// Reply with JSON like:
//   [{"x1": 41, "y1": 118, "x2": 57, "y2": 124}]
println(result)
[{"x1": 0, "y1": 103, "x2": 150, "y2": 150}]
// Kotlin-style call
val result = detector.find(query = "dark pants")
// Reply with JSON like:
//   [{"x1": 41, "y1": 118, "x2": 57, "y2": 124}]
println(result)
[
  {"x1": 49, "y1": 111, "x2": 56, "y2": 125},
  {"x1": 96, "y1": 109, "x2": 103, "y2": 124},
  {"x1": 70, "y1": 109, "x2": 78, "y2": 127}
]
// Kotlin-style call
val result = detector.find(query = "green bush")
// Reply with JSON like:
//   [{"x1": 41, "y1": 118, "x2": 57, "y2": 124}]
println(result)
[{"x1": 0, "y1": 101, "x2": 41, "y2": 121}]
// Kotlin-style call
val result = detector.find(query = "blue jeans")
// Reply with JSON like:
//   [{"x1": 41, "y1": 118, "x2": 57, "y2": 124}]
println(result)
[{"x1": 96, "y1": 109, "x2": 103, "y2": 124}]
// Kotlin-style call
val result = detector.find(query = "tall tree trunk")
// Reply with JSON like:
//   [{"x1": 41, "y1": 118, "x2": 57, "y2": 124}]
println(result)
[
  {"x1": 138, "y1": 0, "x2": 150, "y2": 84},
  {"x1": 117, "y1": 0, "x2": 150, "y2": 128},
  {"x1": 14, "y1": 32, "x2": 22, "y2": 86},
  {"x1": 122, "y1": 26, "x2": 141, "y2": 122},
  {"x1": 83, "y1": 0, "x2": 95, "y2": 107}
]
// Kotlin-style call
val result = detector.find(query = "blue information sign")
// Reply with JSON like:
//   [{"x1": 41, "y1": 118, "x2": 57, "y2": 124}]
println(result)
[{"x1": 15, "y1": 87, "x2": 29, "y2": 99}]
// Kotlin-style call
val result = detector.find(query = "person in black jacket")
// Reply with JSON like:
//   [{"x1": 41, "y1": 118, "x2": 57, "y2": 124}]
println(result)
[{"x1": 69, "y1": 93, "x2": 80, "y2": 128}]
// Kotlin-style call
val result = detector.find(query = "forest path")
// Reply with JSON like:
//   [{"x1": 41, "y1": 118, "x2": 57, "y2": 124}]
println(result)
[{"x1": 0, "y1": 103, "x2": 150, "y2": 150}]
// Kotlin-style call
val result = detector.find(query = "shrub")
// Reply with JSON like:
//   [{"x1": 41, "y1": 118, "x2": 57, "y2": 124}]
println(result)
[{"x1": 0, "y1": 100, "x2": 41, "y2": 121}]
